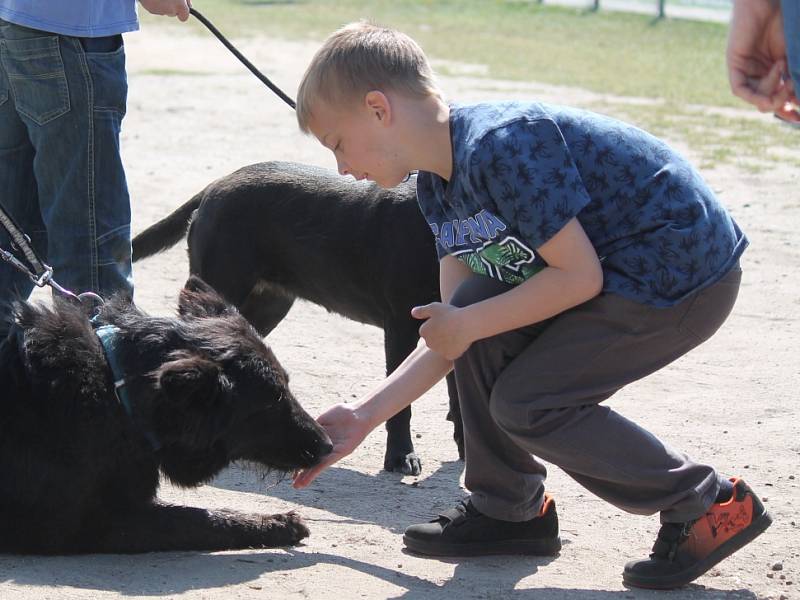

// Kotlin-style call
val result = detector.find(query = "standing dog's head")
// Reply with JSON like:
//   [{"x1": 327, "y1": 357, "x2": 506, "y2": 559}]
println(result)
[{"x1": 98, "y1": 277, "x2": 334, "y2": 487}]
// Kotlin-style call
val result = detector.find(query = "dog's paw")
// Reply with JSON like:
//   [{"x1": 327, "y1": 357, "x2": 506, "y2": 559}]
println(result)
[
  {"x1": 384, "y1": 451, "x2": 422, "y2": 476},
  {"x1": 260, "y1": 511, "x2": 310, "y2": 546}
]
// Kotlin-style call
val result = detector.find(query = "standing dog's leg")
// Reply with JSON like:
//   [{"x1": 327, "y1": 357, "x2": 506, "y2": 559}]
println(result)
[
  {"x1": 383, "y1": 320, "x2": 423, "y2": 475},
  {"x1": 445, "y1": 372, "x2": 465, "y2": 460},
  {"x1": 78, "y1": 503, "x2": 309, "y2": 553},
  {"x1": 237, "y1": 284, "x2": 296, "y2": 337},
  {"x1": 188, "y1": 217, "x2": 295, "y2": 338}
]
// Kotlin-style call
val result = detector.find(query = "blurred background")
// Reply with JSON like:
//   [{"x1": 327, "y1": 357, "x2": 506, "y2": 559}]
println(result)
[{"x1": 139, "y1": 0, "x2": 797, "y2": 175}]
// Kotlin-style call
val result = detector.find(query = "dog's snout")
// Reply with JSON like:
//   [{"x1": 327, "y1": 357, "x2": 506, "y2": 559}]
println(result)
[
  {"x1": 308, "y1": 419, "x2": 333, "y2": 458},
  {"x1": 319, "y1": 438, "x2": 334, "y2": 458}
]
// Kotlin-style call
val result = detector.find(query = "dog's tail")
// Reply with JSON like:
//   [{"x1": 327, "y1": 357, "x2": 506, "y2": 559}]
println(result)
[{"x1": 132, "y1": 191, "x2": 204, "y2": 261}]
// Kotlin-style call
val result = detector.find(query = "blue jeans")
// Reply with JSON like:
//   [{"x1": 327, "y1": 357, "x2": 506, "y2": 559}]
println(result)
[{"x1": 0, "y1": 19, "x2": 133, "y2": 337}]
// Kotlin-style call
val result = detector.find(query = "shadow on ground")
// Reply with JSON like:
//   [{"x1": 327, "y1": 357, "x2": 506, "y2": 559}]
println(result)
[
  {"x1": 211, "y1": 459, "x2": 468, "y2": 534},
  {"x1": 0, "y1": 549, "x2": 757, "y2": 599}
]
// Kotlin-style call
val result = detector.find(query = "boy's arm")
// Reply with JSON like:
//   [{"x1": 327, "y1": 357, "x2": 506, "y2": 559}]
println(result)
[
  {"x1": 292, "y1": 342, "x2": 452, "y2": 488},
  {"x1": 412, "y1": 217, "x2": 602, "y2": 360},
  {"x1": 292, "y1": 257, "x2": 466, "y2": 489},
  {"x1": 292, "y1": 219, "x2": 600, "y2": 487},
  {"x1": 439, "y1": 254, "x2": 474, "y2": 303},
  {"x1": 360, "y1": 256, "x2": 472, "y2": 428},
  {"x1": 413, "y1": 116, "x2": 600, "y2": 359},
  {"x1": 463, "y1": 217, "x2": 602, "y2": 339}
]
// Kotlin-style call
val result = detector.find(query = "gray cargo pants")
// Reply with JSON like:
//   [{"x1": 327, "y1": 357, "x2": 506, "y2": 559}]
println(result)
[{"x1": 449, "y1": 265, "x2": 742, "y2": 525}]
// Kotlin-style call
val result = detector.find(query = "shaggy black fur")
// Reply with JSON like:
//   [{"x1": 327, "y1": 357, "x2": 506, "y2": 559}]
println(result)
[
  {"x1": 132, "y1": 161, "x2": 464, "y2": 475},
  {"x1": 0, "y1": 276, "x2": 332, "y2": 554}
]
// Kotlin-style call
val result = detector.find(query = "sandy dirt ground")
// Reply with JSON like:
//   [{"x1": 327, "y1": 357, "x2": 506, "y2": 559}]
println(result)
[{"x1": 1, "y1": 22, "x2": 798, "y2": 600}]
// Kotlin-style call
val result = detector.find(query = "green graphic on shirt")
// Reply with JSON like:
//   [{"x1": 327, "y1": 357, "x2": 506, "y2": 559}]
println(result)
[{"x1": 455, "y1": 236, "x2": 544, "y2": 285}]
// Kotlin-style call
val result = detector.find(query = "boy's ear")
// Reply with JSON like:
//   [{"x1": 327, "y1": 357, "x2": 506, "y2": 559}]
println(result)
[
  {"x1": 365, "y1": 90, "x2": 391, "y2": 124},
  {"x1": 178, "y1": 276, "x2": 235, "y2": 319}
]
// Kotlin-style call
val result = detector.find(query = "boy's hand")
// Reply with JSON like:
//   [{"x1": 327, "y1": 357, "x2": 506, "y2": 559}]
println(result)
[
  {"x1": 412, "y1": 302, "x2": 472, "y2": 360},
  {"x1": 139, "y1": 0, "x2": 192, "y2": 21},
  {"x1": 292, "y1": 403, "x2": 372, "y2": 489}
]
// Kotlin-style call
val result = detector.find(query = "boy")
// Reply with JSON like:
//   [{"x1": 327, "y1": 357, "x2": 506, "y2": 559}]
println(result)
[{"x1": 291, "y1": 21, "x2": 771, "y2": 590}]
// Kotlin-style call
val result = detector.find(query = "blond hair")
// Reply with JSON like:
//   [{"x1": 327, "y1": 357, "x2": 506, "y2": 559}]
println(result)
[{"x1": 296, "y1": 21, "x2": 442, "y2": 132}]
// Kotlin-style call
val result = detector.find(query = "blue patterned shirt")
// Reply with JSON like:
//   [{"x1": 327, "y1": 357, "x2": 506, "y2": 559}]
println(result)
[{"x1": 416, "y1": 102, "x2": 747, "y2": 307}]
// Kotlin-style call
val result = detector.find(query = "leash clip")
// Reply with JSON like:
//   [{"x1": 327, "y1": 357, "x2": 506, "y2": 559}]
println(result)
[{"x1": 31, "y1": 264, "x2": 54, "y2": 287}]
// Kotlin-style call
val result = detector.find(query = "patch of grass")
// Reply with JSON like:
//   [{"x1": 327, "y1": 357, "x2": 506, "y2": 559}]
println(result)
[
  {"x1": 142, "y1": 0, "x2": 797, "y2": 169},
  {"x1": 598, "y1": 101, "x2": 800, "y2": 173},
  {"x1": 148, "y1": 0, "x2": 733, "y2": 105}
]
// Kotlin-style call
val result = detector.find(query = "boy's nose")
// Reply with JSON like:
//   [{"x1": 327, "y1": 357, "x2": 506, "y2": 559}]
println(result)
[{"x1": 335, "y1": 156, "x2": 349, "y2": 176}]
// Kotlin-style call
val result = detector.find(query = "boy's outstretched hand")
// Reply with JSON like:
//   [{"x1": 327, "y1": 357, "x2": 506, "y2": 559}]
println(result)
[
  {"x1": 292, "y1": 403, "x2": 372, "y2": 489},
  {"x1": 412, "y1": 302, "x2": 472, "y2": 360}
]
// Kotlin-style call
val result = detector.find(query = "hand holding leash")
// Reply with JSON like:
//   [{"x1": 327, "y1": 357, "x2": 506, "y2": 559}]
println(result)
[{"x1": 139, "y1": 0, "x2": 193, "y2": 22}]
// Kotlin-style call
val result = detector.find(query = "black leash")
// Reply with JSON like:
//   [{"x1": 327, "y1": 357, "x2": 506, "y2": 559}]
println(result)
[
  {"x1": 189, "y1": 7, "x2": 296, "y2": 110},
  {"x1": 0, "y1": 203, "x2": 103, "y2": 309},
  {"x1": 0, "y1": 205, "x2": 50, "y2": 286}
]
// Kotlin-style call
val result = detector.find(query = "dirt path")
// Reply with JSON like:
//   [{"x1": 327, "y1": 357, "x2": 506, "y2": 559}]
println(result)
[{"x1": 1, "y1": 24, "x2": 797, "y2": 600}]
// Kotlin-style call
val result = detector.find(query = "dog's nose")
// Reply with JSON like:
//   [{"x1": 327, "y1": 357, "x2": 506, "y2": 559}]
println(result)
[{"x1": 319, "y1": 439, "x2": 334, "y2": 457}]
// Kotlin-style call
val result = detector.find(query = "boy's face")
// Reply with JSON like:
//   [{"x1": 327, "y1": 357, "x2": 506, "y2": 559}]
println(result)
[{"x1": 306, "y1": 94, "x2": 408, "y2": 188}]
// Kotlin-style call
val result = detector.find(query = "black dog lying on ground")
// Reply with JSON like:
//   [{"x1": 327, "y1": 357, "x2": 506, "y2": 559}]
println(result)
[
  {"x1": 0, "y1": 276, "x2": 332, "y2": 554},
  {"x1": 132, "y1": 161, "x2": 464, "y2": 475}
]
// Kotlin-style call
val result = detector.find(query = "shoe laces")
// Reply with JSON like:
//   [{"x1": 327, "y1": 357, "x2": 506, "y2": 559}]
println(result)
[
  {"x1": 435, "y1": 499, "x2": 478, "y2": 525},
  {"x1": 651, "y1": 521, "x2": 694, "y2": 561},
  {"x1": 462, "y1": 500, "x2": 481, "y2": 515}
]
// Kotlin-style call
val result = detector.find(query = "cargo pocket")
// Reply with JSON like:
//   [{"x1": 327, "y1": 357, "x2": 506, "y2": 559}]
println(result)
[{"x1": 3, "y1": 35, "x2": 70, "y2": 125}]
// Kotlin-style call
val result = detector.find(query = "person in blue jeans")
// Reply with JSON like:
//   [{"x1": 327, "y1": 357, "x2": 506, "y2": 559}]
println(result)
[
  {"x1": 0, "y1": 0, "x2": 190, "y2": 339},
  {"x1": 727, "y1": 0, "x2": 799, "y2": 123}
]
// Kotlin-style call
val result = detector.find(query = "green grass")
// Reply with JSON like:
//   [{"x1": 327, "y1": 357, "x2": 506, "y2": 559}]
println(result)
[
  {"x1": 143, "y1": 0, "x2": 796, "y2": 171},
  {"x1": 594, "y1": 100, "x2": 800, "y2": 171},
  {"x1": 160, "y1": 0, "x2": 734, "y2": 106}
]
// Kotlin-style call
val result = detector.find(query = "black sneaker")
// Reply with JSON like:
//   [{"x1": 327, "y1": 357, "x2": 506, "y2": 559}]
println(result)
[
  {"x1": 403, "y1": 493, "x2": 562, "y2": 557},
  {"x1": 623, "y1": 477, "x2": 772, "y2": 589}
]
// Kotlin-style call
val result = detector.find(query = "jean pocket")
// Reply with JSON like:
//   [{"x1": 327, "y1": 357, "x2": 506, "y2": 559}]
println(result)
[
  {"x1": 84, "y1": 43, "x2": 127, "y2": 117},
  {"x1": 80, "y1": 34, "x2": 123, "y2": 54},
  {"x1": 2, "y1": 35, "x2": 70, "y2": 125}
]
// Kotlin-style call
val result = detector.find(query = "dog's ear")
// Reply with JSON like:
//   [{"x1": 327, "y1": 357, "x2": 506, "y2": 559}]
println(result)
[
  {"x1": 155, "y1": 353, "x2": 228, "y2": 407},
  {"x1": 178, "y1": 276, "x2": 234, "y2": 319}
]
